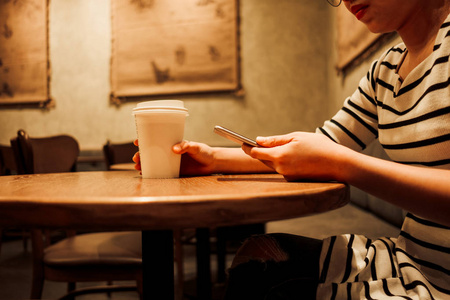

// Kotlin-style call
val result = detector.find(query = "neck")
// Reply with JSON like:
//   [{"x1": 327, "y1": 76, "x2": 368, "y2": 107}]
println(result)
[{"x1": 397, "y1": 2, "x2": 449, "y2": 58}]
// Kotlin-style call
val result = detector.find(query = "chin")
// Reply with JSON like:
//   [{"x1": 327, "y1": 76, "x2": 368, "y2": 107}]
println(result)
[{"x1": 364, "y1": 22, "x2": 396, "y2": 34}]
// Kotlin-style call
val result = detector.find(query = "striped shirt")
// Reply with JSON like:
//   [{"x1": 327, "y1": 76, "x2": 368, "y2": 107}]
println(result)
[{"x1": 316, "y1": 14, "x2": 450, "y2": 300}]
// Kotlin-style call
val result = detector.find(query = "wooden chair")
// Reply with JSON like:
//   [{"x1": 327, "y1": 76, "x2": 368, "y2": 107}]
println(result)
[
  {"x1": 11, "y1": 130, "x2": 144, "y2": 299},
  {"x1": 30, "y1": 230, "x2": 142, "y2": 300},
  {"x1": 102, "y1": 140, "x2": 138, "y2": 170},
  {"x1": 0, "y1": 144, "x2": 24, "y2": 255},
  {"x1": 0, "y1": 144, "x2": 17, "y2": 175},
  {"x1": 10, "y1": 129, "x2": 79, "y2": 175}
]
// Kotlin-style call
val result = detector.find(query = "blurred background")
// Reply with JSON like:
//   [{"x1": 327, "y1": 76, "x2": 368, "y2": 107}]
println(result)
[{"x1": 0, "y1": 0, "x2": 400, "y2": 153}]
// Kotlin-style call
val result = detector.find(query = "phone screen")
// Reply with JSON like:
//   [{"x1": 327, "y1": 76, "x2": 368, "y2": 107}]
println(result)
[{"x1": 214, "y1": 126, "x2": 259, "y2": 147}]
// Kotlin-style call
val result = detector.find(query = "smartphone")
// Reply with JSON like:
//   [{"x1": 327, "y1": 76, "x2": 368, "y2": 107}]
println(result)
[{"x1": 214, "y1": 125, "x2": 259, "y2": 147}]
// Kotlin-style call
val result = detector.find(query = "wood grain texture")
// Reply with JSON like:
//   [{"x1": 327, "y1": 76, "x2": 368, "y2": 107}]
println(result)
[
  {"x1": 110, "y1": 0, "x2": 240, "y2": 100},
  {"x1": 0, "y1": 0, "x2": 50, "y2": 106},
  {"x1": 0, "y1": 171, "x2": 349, "y2": 230}
]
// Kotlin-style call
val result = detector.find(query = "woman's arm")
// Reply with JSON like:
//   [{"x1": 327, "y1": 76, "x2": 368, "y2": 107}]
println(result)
[
  {"x1": 244, "y1": 132, "x2": 450, "y2": 227},
  {"x1": 341, "y1": 150, "x2": 450, "y2": 227},
  {"x1": 173, "y1": 141, "x2": 273, "y2": 175},
  {"x1": 133, "y1": 139, "x2": 272, "y2": 176}
]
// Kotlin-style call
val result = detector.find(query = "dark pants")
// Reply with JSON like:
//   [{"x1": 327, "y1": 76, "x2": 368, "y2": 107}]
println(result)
[{"x1": 224, "y1": 233, "x2": 323, "y2": 300}]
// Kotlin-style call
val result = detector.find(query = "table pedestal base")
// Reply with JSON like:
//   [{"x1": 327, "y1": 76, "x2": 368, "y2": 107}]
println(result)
[
  {"x1": 143, "y1": 230, "x2": 174, "y2": 300},
  {"x1": 196, "y1": 228, "x2": 212, "y2": 300}
]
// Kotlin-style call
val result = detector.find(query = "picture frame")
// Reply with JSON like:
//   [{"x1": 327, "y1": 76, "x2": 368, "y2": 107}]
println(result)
[
  {"x1": 110, "y1": 0, "x2": 241, "y2": 105},
  {"x1": 0, "y1": 0, "x2": 51, "y2": 108}
]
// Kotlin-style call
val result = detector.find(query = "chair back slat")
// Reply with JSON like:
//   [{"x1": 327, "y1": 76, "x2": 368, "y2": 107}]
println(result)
[
  {"x1": 0, "y1": 144, "x2": 17, "y2": 175},
  {"x1": 103, "y1": 141, "x2": 137, "y2": 170},
  {"x1": 11, "y1": 129, "x2": 79, "y2": 174}
]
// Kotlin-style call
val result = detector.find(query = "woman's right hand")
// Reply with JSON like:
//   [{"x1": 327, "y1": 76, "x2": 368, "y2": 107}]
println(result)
[
  {"x1": 132, "y1": 139, "x2": 216, "y2": 176},
  {"x1": 172, "y1": 140, "x2": 217, "y2": 176},
  {"x1": 132, "y1": 139, "x2": 142, "y2": 172}
]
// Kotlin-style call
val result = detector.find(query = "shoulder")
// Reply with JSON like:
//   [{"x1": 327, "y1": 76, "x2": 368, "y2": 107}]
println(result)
[
  {"x1": 435, "y1": 13, "x2": 450, "y2": 77},
  {"x1": 435, "y1": 12, "x2": 450, "y2": 48}
]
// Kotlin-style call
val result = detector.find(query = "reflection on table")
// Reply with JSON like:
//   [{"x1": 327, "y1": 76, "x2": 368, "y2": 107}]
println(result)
[{"x1": 109, "y1": 163, "x2": 136, "y2": 170}]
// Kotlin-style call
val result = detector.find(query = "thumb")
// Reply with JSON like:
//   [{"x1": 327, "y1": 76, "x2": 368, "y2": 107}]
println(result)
[
  {"x1": 256, "y1": 134, "x2": 293, "y2": 147},
  {"x1": 172, "y1": 140, "x2": 190, "y2": 154}
]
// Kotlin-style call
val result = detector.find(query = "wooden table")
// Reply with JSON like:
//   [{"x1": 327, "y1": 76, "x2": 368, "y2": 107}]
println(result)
[{"x1": 0, "y1": 171, "x2": 349, "y2": 300}]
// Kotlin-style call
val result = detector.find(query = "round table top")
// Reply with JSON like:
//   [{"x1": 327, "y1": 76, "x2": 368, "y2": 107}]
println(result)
[{"x1": 0, "y1": 171, "x2": 349, "y2": 231}]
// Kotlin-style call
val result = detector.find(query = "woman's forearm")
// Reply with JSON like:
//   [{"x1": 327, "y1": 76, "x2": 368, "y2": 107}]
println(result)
[
  {"x1": 213, "y1": 147, "x2": 274, "y2": 174},
  {"x1": 338, "y1": 151, "x2": 450, "y2": 226}
]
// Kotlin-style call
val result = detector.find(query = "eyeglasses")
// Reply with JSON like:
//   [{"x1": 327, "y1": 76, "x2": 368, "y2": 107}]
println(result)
[{"x1": 327, "y1": 0, "x2": 342, "y2": 7}]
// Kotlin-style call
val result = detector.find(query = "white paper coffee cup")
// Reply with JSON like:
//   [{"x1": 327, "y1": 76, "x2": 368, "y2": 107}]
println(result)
[{"x1": 133, "y1": 100, "x2": 188, "y2": 178}]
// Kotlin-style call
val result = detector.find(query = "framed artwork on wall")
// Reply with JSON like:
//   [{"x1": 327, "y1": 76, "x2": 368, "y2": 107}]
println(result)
[
  {"x1": 0, "y1": 0, "x2": 51, "y2": 108},
  {"x1": 110, "y1": 0, "x2": 241, "y2": 104}
]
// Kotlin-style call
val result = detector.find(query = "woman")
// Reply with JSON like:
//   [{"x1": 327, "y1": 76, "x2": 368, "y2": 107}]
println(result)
[{"x1": 134, "y1": 0, "x2": 450, "y2": 298}]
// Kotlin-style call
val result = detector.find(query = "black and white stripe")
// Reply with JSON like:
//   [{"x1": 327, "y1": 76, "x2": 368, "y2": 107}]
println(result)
[{"x1": 316, "y1": 14, "x2": 450, "y2": 300}]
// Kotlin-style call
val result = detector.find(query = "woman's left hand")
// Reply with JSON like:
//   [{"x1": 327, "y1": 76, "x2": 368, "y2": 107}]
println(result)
[{"x1": 242, "y1": 132, "x2": 349, "y2": 182}]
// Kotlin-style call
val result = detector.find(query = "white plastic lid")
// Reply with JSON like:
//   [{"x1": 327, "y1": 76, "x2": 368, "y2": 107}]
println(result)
[
  {"x1": 136, "y1": 100, "x2": 185, "y2": 108},
  {"x1": 132, "y1": 100, "x2": 188, "y2": 115}
]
